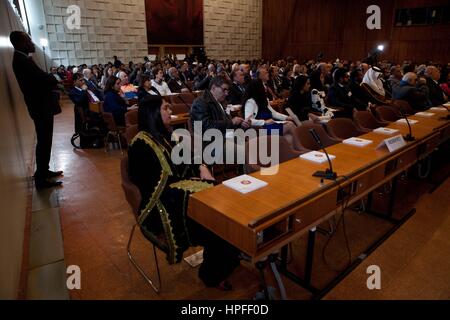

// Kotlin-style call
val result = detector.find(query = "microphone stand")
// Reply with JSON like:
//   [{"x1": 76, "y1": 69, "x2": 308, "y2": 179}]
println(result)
[
  {"x1": 309, "y1": 128, "x2": 337, "y2": 180},
  {"x1": 398, "y1": 108, "x2": 415, "y2": 141}
]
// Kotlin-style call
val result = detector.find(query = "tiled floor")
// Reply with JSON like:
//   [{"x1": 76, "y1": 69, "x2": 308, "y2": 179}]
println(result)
[{"x1": 35, "y1": 97, "x2": 450, "y2": 300}]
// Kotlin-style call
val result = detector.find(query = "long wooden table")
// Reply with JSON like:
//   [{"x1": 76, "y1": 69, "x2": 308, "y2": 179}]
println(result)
[{"x1": 188, "y1": 108, "x2": 450, "y2": 264}]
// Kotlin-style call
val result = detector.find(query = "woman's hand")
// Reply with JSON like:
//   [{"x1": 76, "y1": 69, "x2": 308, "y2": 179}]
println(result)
[
  {"x1": 265, "y1": 119, "x2": 275, "y2": 124},
  {"x1": 199, "y1": 165, "x2": 215, "y2": 181}
]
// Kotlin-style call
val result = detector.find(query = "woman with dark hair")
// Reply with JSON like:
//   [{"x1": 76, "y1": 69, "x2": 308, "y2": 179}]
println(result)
[
  {"x1": 286, "y1": 75, "x2": 312, "y2": 121},
  {"x1": 137, "y1": 74, "x2": 161, "y2": 102},
  {"x1": 128, "y1": 95, "x2": 240, "y2": 290},
  {"x1": 151, "y1": 67, "x2": 172, "y2": 96},
  {"x1": 103, "y1": 76, "x2": 129, "y2": 126},
  {"x1": 244, "y1": 79, "x2": 304, "y2": 151}
]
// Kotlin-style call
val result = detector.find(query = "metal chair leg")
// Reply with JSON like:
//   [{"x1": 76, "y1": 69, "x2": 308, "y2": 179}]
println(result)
[
  {"x1": 127, "y1": 224, "x2": 162, "y2": 293},
  {"x1": 117, "y1": 132, "x2": 123, "y2": 155}
]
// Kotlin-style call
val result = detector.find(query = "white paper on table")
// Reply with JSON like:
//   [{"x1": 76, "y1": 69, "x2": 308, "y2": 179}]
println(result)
[
  {"x1": 396, "y1": 118, "x2": 418, "y2": 125},
  {"x1": 431, "y1": 107, "x2": 447, "y2": 111},
  {"x1": 222, "y1": 175, "x2": 268, "y2": 194},
  {"x1": 300, "y1": 151, "x2": 336, "y2": 164},
  {"x1": 373, "y1": 127, "x2": 400, "y2": 135},
  {"x1": 415, "y1": 112, "x2": 435, "y2": 117},
  {"x1": 343, "y1": 137, "x2": 373, "y2": 147},
  {"x1": 443, "y1": 103, "x2": 450, "y2": 107},
  {"x1": 275, "y1": 121, "x2": 287, "y2": 124}
]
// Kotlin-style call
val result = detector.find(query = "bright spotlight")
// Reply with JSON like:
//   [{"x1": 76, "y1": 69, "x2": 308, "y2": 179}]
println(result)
[
  {"x1": 40, "y1": 38, "x2": 48, "y2": 47},
  {"x1": 377, "y1": 45, "x2": 384, "y2": 52}
]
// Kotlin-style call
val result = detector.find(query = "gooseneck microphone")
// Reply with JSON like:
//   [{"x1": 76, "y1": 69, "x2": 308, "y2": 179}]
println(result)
[
  {"x1": 398, "y1": 108, "x2": 415, "y2": 141},
  {"x1": 309, "y1": 128, "x2": 337, "y2": 180}
]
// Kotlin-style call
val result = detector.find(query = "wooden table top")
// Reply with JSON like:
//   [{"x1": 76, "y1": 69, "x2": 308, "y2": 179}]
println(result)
[{"x1": 188, "y1": 109, "x2": 450, "y2": 230}]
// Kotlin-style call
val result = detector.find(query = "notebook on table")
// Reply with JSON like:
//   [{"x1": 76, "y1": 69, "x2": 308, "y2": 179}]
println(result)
[
  {"x1": 415, "y1": 112, "x2": 435, "y2": 117},
  {"x1": 396, "y1": 119, "x2": 418, "y2": 125},
  {"x1": 343, "y1": 137, "x2": 373, "y2": 147},
  {"x1": 222, "y1": 175, "x2": 268, "y2": 194},
  {"x1": 373, "y1": 127, "x2": 399, "y2": 135},
  {"x1": 300, "y1": 151, "x2": 336, "y2": 164}
]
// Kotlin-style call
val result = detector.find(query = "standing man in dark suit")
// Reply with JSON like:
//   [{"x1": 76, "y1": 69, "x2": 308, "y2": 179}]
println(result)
[{"x1": 10, "y1": 31, "x2": 63, "y2": 189}]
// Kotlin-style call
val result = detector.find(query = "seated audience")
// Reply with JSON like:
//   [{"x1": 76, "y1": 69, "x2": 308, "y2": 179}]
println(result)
[
  {"x1": 440, "y1": 72, "x2": 450, "y2": 97},
  {"x1": 118, "y1": 71, "x2": 138, "y2": 100},
  {"x1": 286, "y1": 75, "x2": 312, "y2": 121},
  {"x1": 389, "y1": 66, "x2": 403, "y2": 92},
  {"x1": 257, "y1": 67, "x2": 276, "y2": 101},
  {"x1": 137, "y1": 74, "x2": 160, "y2": 102},
  {"x1": 103, "y1": 76, "x2": 129, "y2": 126},
  {"x1": 167, "y1": 67, "x2": 189, "y2": 93},
  {"x1": 349, "y1": 69, "x2": 375, "y2": 106},
  {"x1": 194, "y1": 64, "x2": 216, "y2": 91},
  {"x1": 424, "y1": 66, "x2": 448, "y2": 106},
  {"x1": 191, "y1": 75, "x2": 250, "y2": 136},
  {"x1": 68, "y1": 73, "x2": 89, "y2": 133},
  {"x1": 83, "y1": 68, "x2": 104, "y2": 100},
  {"x1": 226, "y1": 70, "x2": 246, "y2": 105},
  {"x1": 361, "y1": 67, "x2": 388, "y2": 103},
  {"x1": 327, "y1": 68, "x2": 366, "y2": 117},
  {"x1": 392, "y1": 72, "x2": 431, "y2": 111},
  {"x1": 244, "y1": 79, "x2": 304, "y2": 151},
  {"x1": 151, "y1": 68, "x2": 172, "y2": 96},
  {"x1": 310, "y1": 62, "x2": 332, "y2": 93}
]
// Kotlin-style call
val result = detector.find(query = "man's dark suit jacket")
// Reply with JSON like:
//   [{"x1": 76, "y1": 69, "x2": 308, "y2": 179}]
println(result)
[
  {"x1": 190, "y1": 90, "x2": 236, "y2": 134},
  {"x1": 226, "y1": 82, "x2": 245, "y2": 105},
  {"x1": 426, "y1": 78, "x2": 446, "y2": 106},
  {"x1": 12, "y1": 51, "x2": 57, "y2": 120},
  {"x1": 68, "y1": 87, "x2": 89, "y2": 111},
  {"x1": 85, "y1": 78, "x2": 104, "y2": 100},
  {"x1": 327, "y1": 83, "x2": 355, "y2": 118},
  {"x1": 167, "y1": 78, "x2": 188, "y2": 93}
]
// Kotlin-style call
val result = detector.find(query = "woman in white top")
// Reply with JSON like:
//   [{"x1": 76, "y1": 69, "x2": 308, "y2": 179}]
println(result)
[
  {"x1": 151, "y1": 68, "x2": 172, "y2": 96},
  {"x1": 244, "y1": 79, "x2": 305, "y2": 152}
]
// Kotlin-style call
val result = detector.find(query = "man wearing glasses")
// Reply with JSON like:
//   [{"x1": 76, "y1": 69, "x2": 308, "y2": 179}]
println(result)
[{"x1": 191, "y1": 75, "x2": 250, "y2": 134}]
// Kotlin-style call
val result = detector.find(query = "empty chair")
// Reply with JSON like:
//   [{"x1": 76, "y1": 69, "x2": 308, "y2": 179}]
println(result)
[
  {"x1": 353, "y1": 110, "x2": 389, "y2": 131},
  {"x1": 294, "y1": 122, "x2": 340, "y2": 150},
  {"x1": 120, "y1": 156, "x2": 162, "y2": 293},
  {"x1": 391, "y1": 100, "x2": 414, "y2": 115},
  {"x1": 244, "y1": 135, "x2": 302, "y2": 174},
  {"x1": 125, "y1": 108, "x2": 138, "y2": 127},
  {"x1": 375, "y1": 106, "x2": 401, "y2": 122},
  {"x1": 326, "y1": 118, "x2": 366, "y2": 140},
  {"x1": 102, "y1": 111, "x2": 126, "y2": 154},
  {"x1": 170, "y1": 103, "x2": 190, "y2": 115},
  {"x1": 126, "y1": 124, "x2": 139, "y2": 145},
  {"x1": 170, "y1": 92, "x2": 195, "y2": 105}
]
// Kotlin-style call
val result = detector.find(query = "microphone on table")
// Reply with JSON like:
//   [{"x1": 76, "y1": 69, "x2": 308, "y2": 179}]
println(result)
[
  {"x1": 398, "y1": 107, "x2": 415, "y2": 141},
  {"x1": 309, "y1": 128, "x2": 337, "y2": 181}
]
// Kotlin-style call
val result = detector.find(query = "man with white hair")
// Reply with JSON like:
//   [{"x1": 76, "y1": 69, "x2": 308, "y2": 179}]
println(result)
[
  {"x1": 83, "y1": 68, "x2": 103, "y2": 100},
  {"x1": 167, "y1": 67, "x2": 189, "y2": 93},
  {"x1": 392, "y1": 72, "x2": 431, "y2": 111},
  {"x1": 424, "y1": 66, "x2": 447, "y2": 106}
]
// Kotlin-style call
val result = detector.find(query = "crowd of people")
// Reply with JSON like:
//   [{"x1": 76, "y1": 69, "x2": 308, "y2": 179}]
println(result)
[{"x1": 54, "y1": 55, "x2": 449, "y2": 131}]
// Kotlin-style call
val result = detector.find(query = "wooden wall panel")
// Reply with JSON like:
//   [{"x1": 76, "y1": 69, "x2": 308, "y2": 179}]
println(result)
[{"x1": 262, "y1": 0, "x2": 450, "y2": 63}]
